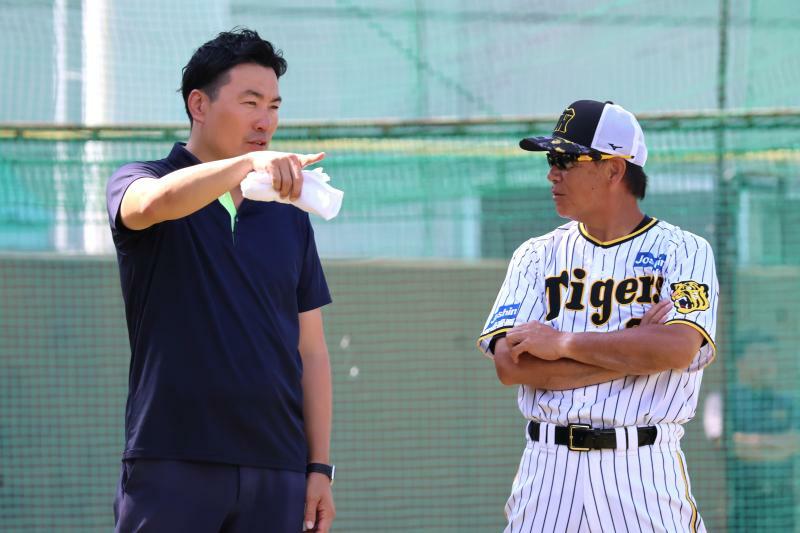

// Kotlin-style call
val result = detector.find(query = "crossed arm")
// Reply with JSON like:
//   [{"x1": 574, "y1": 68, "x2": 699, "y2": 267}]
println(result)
[{"x1": 492, "y1": 300, "x2": 704, "y2": 390}]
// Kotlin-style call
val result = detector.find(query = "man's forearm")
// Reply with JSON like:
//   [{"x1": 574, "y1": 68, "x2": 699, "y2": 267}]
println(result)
[
  {"x1": 563, "y1": 324, "x2": 702, "y2": 375},
  {"x1": 494, "y1": 339, "x2": 626, "y2": 389},
  {"x1": 301, "y1": 353, "x2": 332, "y2": 464},
  {"x1": 124, "y1": 155, "x2": 252, "y2": 230},
  {"x1": 298, "y1": 309, "x2": 333, "y2": 464}
]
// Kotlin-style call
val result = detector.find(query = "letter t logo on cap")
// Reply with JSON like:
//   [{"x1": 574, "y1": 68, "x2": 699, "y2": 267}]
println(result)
[{"x1": 554, "y1": 108, "x2": 576, "y2": 134}]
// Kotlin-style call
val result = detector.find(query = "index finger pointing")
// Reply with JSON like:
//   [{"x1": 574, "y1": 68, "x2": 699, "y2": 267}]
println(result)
[{"x1": 298, "y1": 152, "x2": 326, "y2": 167}]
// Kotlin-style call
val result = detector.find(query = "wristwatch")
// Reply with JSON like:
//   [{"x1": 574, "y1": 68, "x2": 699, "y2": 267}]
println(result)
[{"x1": 307, "y1": 462, "x2": 335, "y2": 485}]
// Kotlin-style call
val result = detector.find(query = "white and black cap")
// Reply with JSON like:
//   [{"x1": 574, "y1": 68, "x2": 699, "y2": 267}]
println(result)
[{"x1": 520, "y1": 100, "x2": 648, "y2": 167}]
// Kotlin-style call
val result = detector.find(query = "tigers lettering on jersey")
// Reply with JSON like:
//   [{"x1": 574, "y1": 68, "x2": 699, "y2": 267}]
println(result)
[{"x1": 544, "y1": 268, "x2": 664, "y2": 325}]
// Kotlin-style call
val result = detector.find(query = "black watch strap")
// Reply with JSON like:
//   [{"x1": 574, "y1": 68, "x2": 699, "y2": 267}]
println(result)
[{"x1": 307, "y1": 462, "x2": 335, "y2": 484}]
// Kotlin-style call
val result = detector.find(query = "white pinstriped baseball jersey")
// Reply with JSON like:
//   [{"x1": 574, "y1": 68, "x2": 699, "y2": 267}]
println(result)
[
  {"x1": 478, "y1": 217, "x2": 718, "y2": 428},
  {"x1": 478, "y1": 217, "x2": 717, "y2": 533}
]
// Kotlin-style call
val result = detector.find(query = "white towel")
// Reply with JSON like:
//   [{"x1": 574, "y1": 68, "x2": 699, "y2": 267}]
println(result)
[{"x1": 240, "y1": 168, "x2": 344, "y2": 220}]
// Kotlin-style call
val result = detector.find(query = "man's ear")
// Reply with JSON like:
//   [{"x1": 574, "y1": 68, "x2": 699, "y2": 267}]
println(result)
[
  {"x1": 187, "y1": 89, "x2": 207, "y2": 125},
  {"x1": 606, "y1": 157, "x2": 628, "y2": 187}
]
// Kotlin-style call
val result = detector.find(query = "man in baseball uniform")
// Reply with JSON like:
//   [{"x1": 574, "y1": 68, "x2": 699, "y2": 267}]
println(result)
[{"x1": 478, "y1": 100, "x2": 718, "y2": 532}]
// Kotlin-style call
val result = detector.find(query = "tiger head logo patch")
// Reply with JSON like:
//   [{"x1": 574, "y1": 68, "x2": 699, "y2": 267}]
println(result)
[{"x1": 670, "y1": 281, "x2": 710, "y2": 314}]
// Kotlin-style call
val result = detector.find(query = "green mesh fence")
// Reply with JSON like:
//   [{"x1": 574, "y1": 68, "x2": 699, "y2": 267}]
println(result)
[
  {"x1": 2, "y1": 0, "x2": 800, "y2": 531},
  {"x1": 1, "y1": 113, "x2": 800, "y2": 532},
  {"x1": 3, "y1": 0, "x2": 799, "y2": 123}
]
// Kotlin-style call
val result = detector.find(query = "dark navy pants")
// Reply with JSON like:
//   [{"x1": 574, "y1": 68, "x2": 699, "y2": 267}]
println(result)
[{"x1": 113, "y1": 459, "x2": 306, "y2": 533}]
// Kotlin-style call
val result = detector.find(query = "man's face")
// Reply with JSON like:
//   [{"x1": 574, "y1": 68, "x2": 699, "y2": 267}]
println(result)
[
  {"x1": 546, "y1": 155, "x2": 606, "y2": 220},
  {"x1": 200, "y1": 63, "x2": 281, "y2": 160}
]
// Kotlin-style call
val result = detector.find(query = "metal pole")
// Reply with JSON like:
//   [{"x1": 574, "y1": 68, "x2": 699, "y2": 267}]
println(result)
[
  {"x1": 82, "y1": 0, "x2": 112, "y2": 253},
  {"x1": 53, "y1": 0, "x2": 70, "y2": 251},
  {"x1": 716, "y1": 1, "x2": 738, "y2": 530},
  {"x1": 414, "y1": 0, "x2": 428, "y2": 119}
]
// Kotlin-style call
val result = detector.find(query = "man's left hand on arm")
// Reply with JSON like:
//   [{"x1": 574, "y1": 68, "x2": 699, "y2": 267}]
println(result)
[{"x1": 506, "y1": 321, "x2": 567, "y2": 363}]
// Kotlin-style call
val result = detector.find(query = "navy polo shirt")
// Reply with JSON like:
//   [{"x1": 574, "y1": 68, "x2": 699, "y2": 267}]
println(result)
[{"x1": 106, "y1": 143, "x2": 331, "y2": 472}]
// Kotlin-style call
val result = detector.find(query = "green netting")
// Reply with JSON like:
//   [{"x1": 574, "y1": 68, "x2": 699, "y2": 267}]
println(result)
[
  {"x1": 2, "y1": 0, "x2": 799, "y2": 123},
  {"x1": 2, "y1": 0, "x2": 800, "y2": 531},
  {"x1": 1, "y1": 115, "x2": 800, "y2": 532}
]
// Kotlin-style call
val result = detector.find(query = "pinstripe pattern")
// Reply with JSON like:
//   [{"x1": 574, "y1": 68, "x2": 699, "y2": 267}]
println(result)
[
  {"x1": 504, "y1": 435, "x2": 706, "y2": 533},
  {"x1": 478, "y1": 219, "x2": 718, "y2": 427},
  {"x1": 481, "y1": 218, "x2": 717, "y2": 532}
]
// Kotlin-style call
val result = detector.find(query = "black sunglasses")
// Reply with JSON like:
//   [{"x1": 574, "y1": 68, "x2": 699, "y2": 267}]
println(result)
[{"x1": 546, "y1": 152, "x2": 633, "y2": 170}]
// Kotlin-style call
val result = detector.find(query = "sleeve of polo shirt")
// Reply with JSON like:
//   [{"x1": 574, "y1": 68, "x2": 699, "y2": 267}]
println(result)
[
  {"x1": 297, "y1": 216, "x2": 331, "y2": 312},
  {"x1": 106, "y1": 162, "x2": 156, "y2": 238}
]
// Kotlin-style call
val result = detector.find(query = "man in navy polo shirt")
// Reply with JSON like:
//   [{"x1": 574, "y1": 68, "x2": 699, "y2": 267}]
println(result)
[{"x1": 106, "y1": 29, "x2": 335, "y2": 532}]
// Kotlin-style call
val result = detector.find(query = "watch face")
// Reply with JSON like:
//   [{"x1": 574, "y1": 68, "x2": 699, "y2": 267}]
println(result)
[{"x1": 330, "y1": 464, "x2": 335, "y2": 481}]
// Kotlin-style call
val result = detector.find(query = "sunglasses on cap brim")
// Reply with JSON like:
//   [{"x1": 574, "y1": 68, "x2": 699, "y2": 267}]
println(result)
[{"x1": 546, "y1": 152, "x2": 634, "y2": 170}]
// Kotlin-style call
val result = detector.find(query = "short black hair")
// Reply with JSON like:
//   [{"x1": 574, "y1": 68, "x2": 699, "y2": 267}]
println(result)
[
  {"x1": 180, "y1": 28, "x2": 287, "y2": 124},
  {"x1": 623, "y1": 161, "x2": 647, "y2": 199}
]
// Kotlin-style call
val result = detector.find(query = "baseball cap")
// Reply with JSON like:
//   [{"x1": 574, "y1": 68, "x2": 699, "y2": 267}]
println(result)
[{"x1": 520, "y1": 100, "x2": 648, "y2": 167}]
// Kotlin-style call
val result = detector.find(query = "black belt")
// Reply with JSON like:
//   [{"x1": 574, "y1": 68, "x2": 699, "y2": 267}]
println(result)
[{"x1": 527, "y1": 421, "x2": 657, "y2": 451}]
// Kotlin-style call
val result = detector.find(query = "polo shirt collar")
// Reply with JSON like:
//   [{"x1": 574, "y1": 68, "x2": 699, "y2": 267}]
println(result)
[{"x1": 167, "y1": 143, "x2": 202, "y2": 168}]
